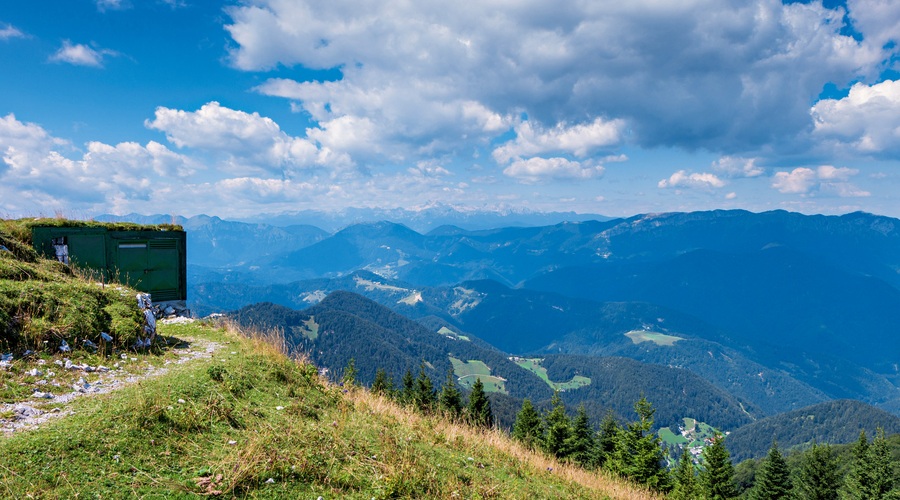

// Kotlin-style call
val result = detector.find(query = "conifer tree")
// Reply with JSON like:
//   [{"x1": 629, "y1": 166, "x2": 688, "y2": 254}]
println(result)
[
  {"x1": 626, "y1": 396, "x2": 669, "y2": 491},
  {"x1": 565, "y1": 404, "x2": 596, "y2": 468},
  {"x1": 750, "y1": 441, "x2": 792, "y2": 500},
  {"x1": 512, "y1": 398, "x2": 543, "y2": 449},
  {"x1": 543, "y1": 391, "x2": 571, "y2": 458},
  {"x1": 796, "y1": 442, "x2": 840, "y2": 500},
  {"x1": 438, "y1": 369, "x2": 463, "y2": 419},
  {"x1": 841, "y1": 428, "x2": 900, "y2": 500},
  {"x1": 842, "y1": 430, "x2": 871, "y2": 500},
  {"x1": 466, "y1": 378, "x2": 493, "y2": 428},
  {"x1": 413, "y1": 363, "x2": 436, "y2": 412},
  {"x1": 596, "y1": 410, "x2": 620, "y2": 469},
  {"x1": 399, "y1": 368, "x2": 415, "y2": 405},
  {"x1": 855, "y1": 428, "x2": 896, "y2": 500},
  {"x1": 700, "y1": 433, "x2": 737, "y2": 500},
  {"x1": 670, "y1": 448, "x2": 700, "y2": 500},
  {"x1": 371, "y1": 367, "x2": 393, "y2": 396}
]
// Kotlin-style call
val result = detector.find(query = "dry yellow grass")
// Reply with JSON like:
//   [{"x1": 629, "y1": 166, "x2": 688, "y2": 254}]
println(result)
[
  {"x1": 346, "y1": 387, "x2": 662, "y2": 500},
  {"x1": 221, "y1": 319, "x2": 663, "y2": 499}
]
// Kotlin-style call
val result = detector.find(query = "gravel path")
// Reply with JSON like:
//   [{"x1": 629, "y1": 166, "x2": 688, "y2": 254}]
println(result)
[{"x1": 0, "y1": 322, "x2": 223, "y2": 436}]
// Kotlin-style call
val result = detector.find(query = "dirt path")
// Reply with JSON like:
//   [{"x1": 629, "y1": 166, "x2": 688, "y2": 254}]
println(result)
[{"x1": 0, "y1": 320, "x2": 223, "y2": 436}]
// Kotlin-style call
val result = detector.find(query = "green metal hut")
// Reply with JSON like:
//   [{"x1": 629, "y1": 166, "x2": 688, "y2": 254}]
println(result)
[{"x1": 31, "y1": 223, "x2": 186, "y2": 303}]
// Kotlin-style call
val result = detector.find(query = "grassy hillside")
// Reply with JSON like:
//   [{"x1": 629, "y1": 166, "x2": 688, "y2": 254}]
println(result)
[
  {"x1": 0, "y1": 321, "x2": 656, "y2": 498},
  {"x1": 0, "y1": 219, "x2": 151, "y2": 352}
]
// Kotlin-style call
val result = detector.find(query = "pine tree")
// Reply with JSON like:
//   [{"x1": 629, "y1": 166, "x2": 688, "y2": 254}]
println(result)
[
  {"x1": 413, "y1": 363, "x2": 436, "y2": 413},
  {"x1": 371, "y1": 367, "x2": 393, "y2": 396},
  {"x1": 670, "y1": 448, "x2": 700, "y2": 500},
  {"x1": 542, "y1": 391, "x2": 571, "y2": 458},
  {"x1": 399, "y1": 368, "x2": 415, "y2": 405},
  {"x1": 750, "y1": 441, "x2": 792, "y2": 500},
  {"x1": 512, "y1": 398, "x2": 543, "y2": 449},
  {"x1": 466, "y1": 378, "x2": 493, "y2": 428},
  {"x1": 842, "y1": 430, "x2": 871, "y2": 500},
  {"x1": 626, "y1": 396, "x2": 668, "y2": 491},
  {"x1": 867, "y1": 428, "x2": 895, "y2": 499},
  {"x1": 438, "y1": 369, "x2": 463, "y2": 419},
  {"x1": 596, "y1": 410, "x2": 620, "y2": 469},
  {"x1": 700, "y1": 433, "x2": 737, "y2": 500},
  {"x1": 796, "y1": 442, "x2": 840, "y2": 500},
  {"x1": 565, "y1": 404, "x2": 596, "y2": 468}
]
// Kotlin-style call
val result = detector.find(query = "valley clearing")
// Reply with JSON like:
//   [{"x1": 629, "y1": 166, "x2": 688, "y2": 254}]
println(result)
[{"x1": 0, "y1": 320, "x2": 657, "y2": 499}]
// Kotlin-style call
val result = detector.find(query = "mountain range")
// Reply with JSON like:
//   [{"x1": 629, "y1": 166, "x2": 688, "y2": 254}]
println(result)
[{"x1": 105, "y1": 208, "x2": 900, "y2": 459}]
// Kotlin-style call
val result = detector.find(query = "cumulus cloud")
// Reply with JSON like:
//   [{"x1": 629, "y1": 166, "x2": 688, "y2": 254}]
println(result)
[
  {"x1": 772, "y1": 165, "x2": 869, "y2": 197},
  {"x1": 658, "y1": 170, "x2": 726, "y2": 190},
  {"x1": 503, "y1": 157, "x2": 604, "y2": 183},
  {"x1": 49, "y1": 41, "x2": 117, "y2": 68},
  {"x1": 811, "y1": 80, "x2": 900, "y2": 156},
  {"x1": 145, "y1": 102, "x2": 343, "y2": 175},
  {"x1": 0, "y1": 23, "x2": 24, "y2": 40},
  {"x1": 0, "y1": 113, "x2": 194, "y2": 210},
  {"x1": 226, "y1": 0, "x2": 896, "y2": 164},
  {"x1": 0, "y1": 112, "x2": 486, "y2": 217},
  {"x1": 847, "y1": 0, "x2": 900, "y2": 49},
  {"x1": 711, "y1": 156, "x2": 764, "y2": 178},
  {"x1": 492, "y1": 118, "x2": 625, "y2": 164}
]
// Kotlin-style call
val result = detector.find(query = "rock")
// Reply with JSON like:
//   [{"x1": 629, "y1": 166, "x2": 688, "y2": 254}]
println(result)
[
  {"x1": 1, "y1": 353, "x2": 12, "y2": 362},
  {"x1": 32, "y1": 391, "x2": 53, "y2": 399},
  {"x1": 265, "y1": 478, "x2": 275, "y2": 484},
  {"x1": 83, "y1": 339, "x2": 98, "y2": 350},
  {"x1": 26, "y1": 368, "x2": 43, "y2": 377},
  {"x1": 64, "y1": 360, "x2": 74, "y2": 370},
  {"x1": 59, "y1": 341, "x2": 70, "y2": 353},
  {"x1": 15, "y1": 405, "x2": 42, "y2": 418},
  {"x1": 100, "y1": 332, "x2": 113, "y2": 342}
]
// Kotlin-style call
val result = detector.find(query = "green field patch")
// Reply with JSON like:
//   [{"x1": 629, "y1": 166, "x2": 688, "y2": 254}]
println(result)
[
  {"x1": 511, "y1": 357, "x2": 591, "y2": 392},
  {"x1": 457, "y1": 374, "x2": 507, "y2": 394},
  {"x1": 449, "y1": 357, "x2": 507, "y2": 394},
  {"x1": 625, "y1": 330, "x2": 683, "y2": 346},
  {"x1": 438, "y1": 326, "x2": 470, "y2": 341},
  {"x1": 450, "y1": 357, "x2": 492, "y2": 377},
  {"x1": 658, "y1": 427, "x2": 688, "y2": 446},
  {"x1": 291, "y1": 316, "x2": 319, "y2": 340}
]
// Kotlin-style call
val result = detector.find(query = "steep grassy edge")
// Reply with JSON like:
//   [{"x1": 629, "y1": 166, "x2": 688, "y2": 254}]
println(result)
[{"x1": 0, "y1": 321, "x2": 658, "y2": 499}]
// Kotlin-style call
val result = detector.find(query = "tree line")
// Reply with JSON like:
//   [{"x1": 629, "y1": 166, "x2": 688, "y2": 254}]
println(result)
[
  {"x1": 349, "y1": 357, "x2": 900, "y2": 499},
  {"x1": 345, "y1": 360, "x2": 495, "y2": 429},
  {"x1": 508, "y1": 392, "x2": 900, "y2": 499}
]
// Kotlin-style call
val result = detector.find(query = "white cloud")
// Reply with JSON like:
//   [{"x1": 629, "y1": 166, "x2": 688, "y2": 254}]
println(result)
[
  {"x1": 492, "y1": 118, "x2": 625, "y2": 164},
  {"x1": 848, "y1": 0, "x2": 900, "y2": 49},
  {"x1": 145, "y1": 102, "x2": 340, "y2": 175},
  {"x1": 49, "y1": 41, "x2": 117, "y2": 68},
  {"x1": 725, "y1": 192, "x2": 737, "y2": 200},
  {"x1": 811, "y1": 80, "x2": 900, "y2": 156},
  {"x1": 711, "y1": 156, "x2": 764, "y2": 178},
  {"x1": 658, "y1": 170, "x2": 726, "y2": 189},
  {"x1": 816, "y1": 165, "x2": 858, "y2": 181},
  {"x1": 772, "y1": 167, "x2": 817, "y2": 194},
  {"x1": 226, "y1": 0, "x2": 896, "y2": 163},
  {"x1": 503, "y1": 157, "x2": 604, "y2": 183},
  {"x1": 0, "y1": 113, "x2": 195, "y2": 210},
  {"x1": 772, "y1": 165, "x2": 869, "y2": 197},
  {"x1": 0, "y1": 23, "x2": 24, "y2": 41}
]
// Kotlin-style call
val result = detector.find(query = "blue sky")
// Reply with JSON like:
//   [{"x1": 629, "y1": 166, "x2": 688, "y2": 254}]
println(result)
[{"x1": 2, "y1": 0, "x2": 900, "y2": 219}]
